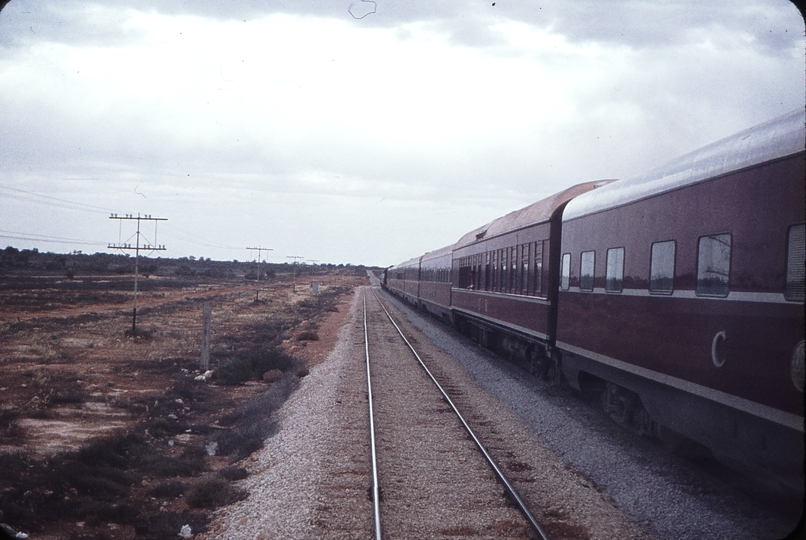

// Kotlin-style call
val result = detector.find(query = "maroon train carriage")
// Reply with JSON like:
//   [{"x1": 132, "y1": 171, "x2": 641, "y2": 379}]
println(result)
[
  {"x1": 555, "y1": 108, "x2": 805, "y2": 493},
  {"x1": 417, "y1": 245, "x2": 454, "y2": 322},
  {"x1": 449, "y1": 181, "x2": 611, "y2": 367},
  {"x1": 385, "y1": 255, "x2": 423, "y2": 305},
  {"x1": 385, "y1": 246, "x2": 454, "y2": 322}
]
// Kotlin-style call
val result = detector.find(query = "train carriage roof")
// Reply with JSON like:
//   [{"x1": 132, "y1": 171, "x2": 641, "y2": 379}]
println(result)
[
  {"x1": 421, "y1": 244, "x2": 454, "y2": 262},
  {"x1": 564, "y1": 108, "x2": 806, "y2": 221},
  {"x1": 388, "y1": 255, "x2": 422, "y2": 272},
  {"x1": 454, "y1": 180, "x2": 612, "y2": 250}
]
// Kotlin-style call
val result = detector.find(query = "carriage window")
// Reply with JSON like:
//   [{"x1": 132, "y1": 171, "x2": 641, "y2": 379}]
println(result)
[
  {"x1": 463, "y1": 258, "x2": 471, "y2": 288},
  {"x1": 605, "y1": 248, "x2": 624, "y2": 293},
  {"x1": 533, "y1": 241, "x2": 544, "y2": 296},
  {"x1": 484, "y1": 252, "x2": 490, "y2": 291},
  {"x1": 580, "y1": 251, "x2": 595, "y2": 291},
  {"x1": 561, "y1": 253, "x2": 571, "y2": 290},
  {"x1": 697, "y1": 234, "x2": 731, "y2": 297},
  {"x1": 521, "y1": 244, "x2": 529, "y2": 294},
  {"x1": 492, "y1": 250, "x2": 498, "y2": 291},
  {"x1": 786, "y1": 223, "x2": 805, "y2": 302},
  {"x1": 649, "y1": 240, "x2": 676, "y2": 294},
  {"x1": 501, "y1": 249, "x2": 508, "y2": 292}
]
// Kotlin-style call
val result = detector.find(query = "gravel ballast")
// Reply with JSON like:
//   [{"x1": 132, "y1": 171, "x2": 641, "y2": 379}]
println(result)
[{"x1": 202, "y1": 290, "x2": 373, "y2": 539}]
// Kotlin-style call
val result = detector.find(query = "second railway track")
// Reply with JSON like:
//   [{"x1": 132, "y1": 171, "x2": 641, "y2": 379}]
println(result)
[{"x1": 362, "y1": 287, "x2": 543, "y2": 539}]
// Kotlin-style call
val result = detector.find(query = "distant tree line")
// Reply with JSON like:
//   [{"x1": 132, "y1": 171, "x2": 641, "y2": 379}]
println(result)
[{"x1": 0, "y1": 246, "x2": 377, "y2": 280}]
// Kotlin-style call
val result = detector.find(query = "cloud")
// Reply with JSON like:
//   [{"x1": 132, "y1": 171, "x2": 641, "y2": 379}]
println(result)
[{"x1": 0, "y1": 0, "x2": 802, "y2": 265}]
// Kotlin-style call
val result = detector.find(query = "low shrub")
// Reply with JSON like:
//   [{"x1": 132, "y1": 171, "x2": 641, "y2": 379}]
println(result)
[
  {"x1": 144, "y1": 417, "x2": 185, "y2": 438},
  {"x1": 184, "y1": 478, "x2": 231, "y2": 508},
  {"x1": 76, "y1": 501, "x2": 138, "y2": 525},
  {"x1": 217, "y1": 466, "x2": 248, "y2": 481},
  {"x1": 216, "y1": 347, "x2": 298, "y2": 385},
  {"x1": 0, "y1": 451, "x2": 28, "y2": 472},
  {"x1": 214, "y1": 424, "x2": 274, "y2": 460},
  {"x1": 59, "y1": 461, "x2": 134, "y2": 497},
  {"x1": 48, "y1": 392, "x2": 85, "y2": 406},
  {"x1": 147, "y1": 479, "x2": 187, "y2": 498},
  {"x1": 170, "y1": 379, "x2": 210, "y2": 403},
  {"x1": 28, "y1": 408, "x2": 55, "y2": 419},
  {"x1": 213, "y1": 374, "x2": 298, "y2": 458},
  {"x1": 297, "y1": 331, "x2": 319, "y2": 341},
  {"x1": 77, "y1": 432, "x2": 143, "y2": 468},
  {"x1": 180, "y1": 445, "x2": 208, "y2": 467},
  {"x1": 0, "y1": 409, "x2": 24, "y2": 437},
  {"x1": 138, "y1": 454, "x2": 203, "y2": 478}
]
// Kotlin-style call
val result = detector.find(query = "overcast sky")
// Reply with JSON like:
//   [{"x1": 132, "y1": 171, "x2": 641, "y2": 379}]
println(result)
[{"x1": 0, "y1": 0, "x2": 803, "y2": 267}]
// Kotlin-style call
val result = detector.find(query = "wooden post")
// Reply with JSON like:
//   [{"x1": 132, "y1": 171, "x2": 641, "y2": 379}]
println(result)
[{"x1": 201, "y1": 302, "x2": 212, "y2": 371}]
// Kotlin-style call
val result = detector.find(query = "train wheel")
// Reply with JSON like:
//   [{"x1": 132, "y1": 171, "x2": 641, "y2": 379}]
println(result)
[
  {"x1": 634, "y1": 404, "x2": 661, "y2": 438},
  {"x1": 602, "y1": 381, "x2": 637, "y2": 425},
  {"x1": 529, "y1": 349, "x2": 549, "y2": 380},
  {"x1": 547, "y1": 351, "x2": 564, "y2": 387}
]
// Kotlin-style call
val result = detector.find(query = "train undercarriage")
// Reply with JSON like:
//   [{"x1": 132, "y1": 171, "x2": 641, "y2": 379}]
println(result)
[{"x1": 451, "y1": 311, "x2": 804, "y2": 504}]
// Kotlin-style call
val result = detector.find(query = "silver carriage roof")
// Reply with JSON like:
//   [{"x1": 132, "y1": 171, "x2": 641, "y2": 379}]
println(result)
[{"x1": 563, "y1": 108, "x2": 806, "y2": 221}]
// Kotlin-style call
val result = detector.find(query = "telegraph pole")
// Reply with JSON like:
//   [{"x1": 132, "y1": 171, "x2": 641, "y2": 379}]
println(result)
[
  {"x1": 109, "y1": 213, "x2": 167, "y2": 335},
  {"x1": 287, "y1": 255, "x2": 304, "y2": 292},
  {"x1": 247, "y1": 246, "x2": 273, "y2": 300}
]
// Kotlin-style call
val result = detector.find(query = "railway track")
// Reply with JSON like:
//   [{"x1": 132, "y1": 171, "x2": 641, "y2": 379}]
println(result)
[{"x1": 361, "y1": 287, "x2": 548, "y2": 539}]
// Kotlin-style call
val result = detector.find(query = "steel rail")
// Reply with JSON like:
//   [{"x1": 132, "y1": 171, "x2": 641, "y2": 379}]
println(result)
[
  {"x1": 371, "y1": 289, "x2": 551, "y2": 540},
  {"x1": 363, "y1": 293, "x2": 383, "y2": 540}
]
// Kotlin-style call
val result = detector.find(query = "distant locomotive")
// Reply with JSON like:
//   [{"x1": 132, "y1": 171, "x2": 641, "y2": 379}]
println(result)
[{"x1": 383, "y1": 108, "x2": 805, "y2": 494}]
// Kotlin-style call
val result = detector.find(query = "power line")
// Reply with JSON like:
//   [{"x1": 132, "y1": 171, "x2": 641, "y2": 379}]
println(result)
[
  {"x1": 0, "y1": 185, "x2": 242, "y2": 252},
  {"x1": 0, "y1": 183, "x2": 120, "y2": 214},
  {"x1": 163, "y1": 226, "x2": 244, "y2": 251},
  {"x1": 0, "y1": 229, "x2": 107, "y2": 246}
]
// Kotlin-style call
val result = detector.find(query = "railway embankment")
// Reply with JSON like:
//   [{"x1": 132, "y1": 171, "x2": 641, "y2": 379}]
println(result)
[{"x1": 204, "y1": 284, "x2": 799, "y2": 539}]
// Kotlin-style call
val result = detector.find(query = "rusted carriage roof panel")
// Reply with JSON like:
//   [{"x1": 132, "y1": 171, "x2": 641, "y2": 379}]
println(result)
[
  {"x1": 454, "y1": 180, "x2": 612, "y2": 249},
  {"x1": 564, "y1": 108, "x2": 806, "y2": 221}
]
